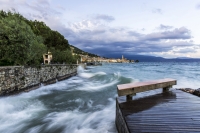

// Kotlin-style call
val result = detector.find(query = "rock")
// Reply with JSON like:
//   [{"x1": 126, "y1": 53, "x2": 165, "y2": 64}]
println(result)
[
  {"x1": 178, "y1": 88, "x2": 195, "y2": 96},
  {"x1": 179, "y1": 88, "x2": 195, "y2": 94},
  {"x1": 193, "y1": 88, "x2": 200, "y2": 96}
]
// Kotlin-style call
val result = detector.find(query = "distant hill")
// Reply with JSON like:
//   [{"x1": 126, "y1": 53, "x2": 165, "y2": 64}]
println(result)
[
  {"x1": 70, "y1": 45, "x2": 99, "y2": 57},
  {"x1": 134, "y1": 55, "x2": 200, "y2": 62},
  {"x1": 166, "y1": 58, "x2": 200, "y2": 62},
  {"x1": 125, "y1": 55, "x2": 165, "y2": 62}
]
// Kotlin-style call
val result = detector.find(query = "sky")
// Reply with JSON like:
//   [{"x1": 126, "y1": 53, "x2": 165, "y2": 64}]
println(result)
[{"x1": 1, "y1": 0, "x2": 200, "y2": 59}]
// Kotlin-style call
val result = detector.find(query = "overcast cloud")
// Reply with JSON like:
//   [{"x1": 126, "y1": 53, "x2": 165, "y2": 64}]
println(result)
[{"x1": 1, "y1": 0, "x2": 200, "y2": 58}]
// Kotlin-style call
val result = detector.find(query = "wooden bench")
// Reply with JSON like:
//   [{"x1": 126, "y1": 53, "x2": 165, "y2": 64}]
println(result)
[{"x1": 117, "y1": 78, "x2": 177, "y2": 101}]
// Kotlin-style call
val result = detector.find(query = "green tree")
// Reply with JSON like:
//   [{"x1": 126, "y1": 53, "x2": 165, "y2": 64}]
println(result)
[
  {"x1": 49, "y1": 47, "x2": 75, "y2": 64},
  {"x1": 0, "y1": 11, "x2": 46, "y2": 65}
]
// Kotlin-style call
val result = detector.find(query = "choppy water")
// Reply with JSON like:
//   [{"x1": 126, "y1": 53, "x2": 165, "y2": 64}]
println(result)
[{"x1": 1, "y1": 62, "x2": 200, "y2": 133}]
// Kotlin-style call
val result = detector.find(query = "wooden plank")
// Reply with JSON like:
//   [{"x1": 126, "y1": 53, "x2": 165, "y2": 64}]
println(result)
[
  {"x1": 115, "y1": 98, "x2": 130, "y2": 133},
  {"x1": 117, "y1": 78, "x2": 176, "y2": 96},
  {"x1": 116, "y1": 89, "x2": 200, "y2": 133}
]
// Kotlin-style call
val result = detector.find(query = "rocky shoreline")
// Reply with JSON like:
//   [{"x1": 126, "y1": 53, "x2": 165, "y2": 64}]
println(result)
[{"x1": 178, "y1": 88, "x2": 200, "y2": 97}]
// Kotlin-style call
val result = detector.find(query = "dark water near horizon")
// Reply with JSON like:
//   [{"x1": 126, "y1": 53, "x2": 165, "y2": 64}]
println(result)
[{"x1": 1, "y1": 62, "x2": 200, "y2": 133}]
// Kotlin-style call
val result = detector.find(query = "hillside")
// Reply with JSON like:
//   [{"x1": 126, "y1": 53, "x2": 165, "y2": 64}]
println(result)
[{"x1": 70, "y1": 45, "x2": 99, "y2": 57}]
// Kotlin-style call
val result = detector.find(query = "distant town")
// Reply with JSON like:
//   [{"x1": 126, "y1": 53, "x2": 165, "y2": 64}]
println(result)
[
  {"x1": 80, "y1": 55, "x2": 135, "y2": 63},
  {"x1": 42, "y1": 46, "x2": 137, "y2": 65},
  {"x1": 71, "y1": 46, "x2": 137, "y2": 64}
]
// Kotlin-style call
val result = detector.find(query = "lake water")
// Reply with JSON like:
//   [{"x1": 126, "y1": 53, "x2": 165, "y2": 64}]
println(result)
[{"x1": 1, "y1": 62, "x2": 200, "y2": 133}]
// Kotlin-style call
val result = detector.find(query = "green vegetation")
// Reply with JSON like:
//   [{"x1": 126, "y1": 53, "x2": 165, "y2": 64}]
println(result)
[
  {"x1": 70, "y1": 45, "x2": 99, "y2": 57},
  {"x1": 0, "y1": 10, "x2": 96, "y2": 66},
  {"x1": 0, "y1": 11, "x2": 46, "y2": 66}
]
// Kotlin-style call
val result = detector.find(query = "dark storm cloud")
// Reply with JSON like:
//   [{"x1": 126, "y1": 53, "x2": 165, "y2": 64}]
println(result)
[
  {"x1": 143, "y1": 27, "x2": 191, "y2": 41},
  {"x1": 69, "y1": 36, "x2": 181, "y2": 56},
  {"x1": 94, "y1": 14, "x2": 115, "y2": 22},
  {"x1": 73, "y1": 40, "x2": 175, "y2": 58},
  {"x1": 152, "y1": 8, "x2": 162, "y2": 14},
  {"x1": 62, "y1": 24, "x2": 195, "y2": 58}
]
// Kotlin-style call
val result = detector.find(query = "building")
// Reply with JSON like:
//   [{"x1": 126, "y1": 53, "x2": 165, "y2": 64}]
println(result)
[{"x1": 43, "y1": 51, "x2": 52, "y2": 64}]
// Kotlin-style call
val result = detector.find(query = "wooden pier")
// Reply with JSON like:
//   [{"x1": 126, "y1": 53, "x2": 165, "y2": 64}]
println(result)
[{"x1": 116, "y1": 79, "x2": 200, "y2": 133}]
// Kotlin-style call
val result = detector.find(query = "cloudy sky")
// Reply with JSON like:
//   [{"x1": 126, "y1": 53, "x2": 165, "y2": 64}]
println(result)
[{"x1": 1, "y1": 0, "x2": 200, "y2": 58}]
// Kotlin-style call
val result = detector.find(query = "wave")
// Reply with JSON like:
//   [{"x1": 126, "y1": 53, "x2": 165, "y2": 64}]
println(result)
[
  {"x1": 41, "y1": 98, "x2": 116, "y2": 133},
  {"x1": 78, "y1": 71, "x2": 107, "y2": 79},
  {"x1": 0, "y1": 97, "x2": 45, "y2": 133},
  {"x1": 75, "y1": 72, "x2": 133, "y2": 92}
]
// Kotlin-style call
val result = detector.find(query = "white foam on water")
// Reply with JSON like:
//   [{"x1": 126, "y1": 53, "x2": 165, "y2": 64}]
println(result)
[
  {"x1": 43, "y1": 98, "x2": 116, "y2": 133},
  {"x1": 75, "y1": 72, "x2": 120, "y2": 91},
  {"x1": 18, "y1": 76, "x2": 85, "y2": 98},
  {"x1": 0, "y1": 96, "x2": 45, "y2": 133},
  {"x1": 0, "y1": 78, "x2": 90, "y2": 132},
  {"x1": 77, "y1": 66, "x2": 85, "y2": 73},
  {"x1": 78, "y1": 71, "x2": 107, "y2": 79},
  {"x1": 24, "y1": 125, "x2": 44, "y2": 133},
  {"x1": 82, "y1": 80, "x2": 118, "y2": 91},
  {"x1": 95, "y1": 71, "x2": 107, "y2": 75},
  {"x1": 78, "y1": 72, "x2": 95, "y2": 78},
  {"x1": 86, "y1": 66, "x2": 95, "y2": 69},
  {"x1": 174, "y1": 77, "x2": 200, "y2": 89}
]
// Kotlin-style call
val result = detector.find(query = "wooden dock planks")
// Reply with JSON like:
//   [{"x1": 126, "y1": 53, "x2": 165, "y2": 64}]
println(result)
[{"x1": 116, "y1": 89, "x2": 200, "y2": 133}]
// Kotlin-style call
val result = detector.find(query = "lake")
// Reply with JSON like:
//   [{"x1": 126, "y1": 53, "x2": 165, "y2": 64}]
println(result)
[{"x1": 1, "y1": 62, "x2": 200, "y2": 133}]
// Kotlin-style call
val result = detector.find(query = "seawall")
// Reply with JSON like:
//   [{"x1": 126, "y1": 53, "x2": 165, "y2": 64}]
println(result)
[{"x1": 0, "y1": 64, "x2": 77, "y2": 96}]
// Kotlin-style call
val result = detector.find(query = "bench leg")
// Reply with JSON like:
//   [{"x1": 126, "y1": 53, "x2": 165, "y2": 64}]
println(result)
[
  {"x1": 126, "y1": 93, "x2": 136, "y2": 101},
  {"x1": 126, "y1": 95, "x2": 132, "y2": 101},
  {"x1": 163, "y1": 86, "x2": 171, "y2": 92}
]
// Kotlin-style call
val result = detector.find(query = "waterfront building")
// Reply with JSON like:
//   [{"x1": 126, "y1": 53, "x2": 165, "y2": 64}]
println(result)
[{"x1": 43, "y1": 51, "x2": 52, "y2": 64}]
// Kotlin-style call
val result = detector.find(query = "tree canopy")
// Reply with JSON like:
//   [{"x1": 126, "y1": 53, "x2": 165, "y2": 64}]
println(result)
[{"x1": 0, "y1": 11, "x2": 46, "y2": 65}]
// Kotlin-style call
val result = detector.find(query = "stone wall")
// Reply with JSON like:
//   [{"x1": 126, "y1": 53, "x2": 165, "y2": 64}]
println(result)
[{"x1": 0, "y1": 64, "x2": 77, "y2": 96}]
